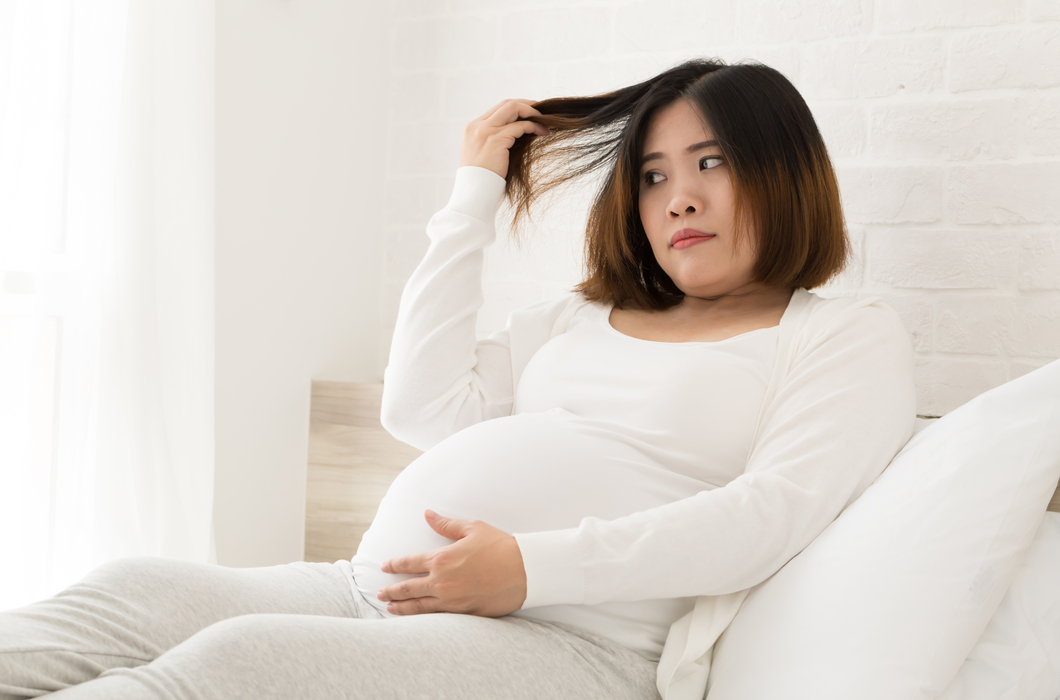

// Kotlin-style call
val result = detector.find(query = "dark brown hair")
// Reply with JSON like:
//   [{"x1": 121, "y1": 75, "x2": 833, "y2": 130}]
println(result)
[{"x1": 505, "y1": 58, "x2": 850, "y2": 310}]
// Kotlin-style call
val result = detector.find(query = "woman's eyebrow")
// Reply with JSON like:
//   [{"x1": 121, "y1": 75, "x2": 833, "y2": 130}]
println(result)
[{"x1": 641, "y1": 140, "x2": 719, "y2": 165}]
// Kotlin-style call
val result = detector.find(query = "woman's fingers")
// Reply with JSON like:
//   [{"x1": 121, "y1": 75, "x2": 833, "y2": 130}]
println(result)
[
  {"x1": 386, "y1": 596, "x2": 441, "y2": 615},
  {"x1": 378, "y1": 574, "x2": 432, "y2": 603},
  {"x1": 494, "y1": 119, "x2": 550, "y2": 143},
  {"x1": 470, "y1": 116, "x2": 548, "y2": 144},
  {"x1": 477, "y1": 98, "x2": 511, "y2": 121},
  {"x1": 460, "y1": 98, "x2": 549, "y2": 178},
  {"x1": 381, "y1": 553, "x2": 430, "y2": 575},
  {"x1": 478, "y1": 98, "x2": 538, "y2": 123},
  {"x1": 483, "y1": 99, "x2": 542, "y2": 127}
]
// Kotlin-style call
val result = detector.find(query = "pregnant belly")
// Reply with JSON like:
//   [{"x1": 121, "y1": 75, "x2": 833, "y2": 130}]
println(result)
[{"x1": 351, "y1": 408, "x2": 706, "y2": 612}]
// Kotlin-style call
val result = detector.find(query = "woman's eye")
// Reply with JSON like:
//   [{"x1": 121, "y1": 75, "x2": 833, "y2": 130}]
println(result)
[{"x1": 643, "y1": 157, "x2": 723, "y2": 186}]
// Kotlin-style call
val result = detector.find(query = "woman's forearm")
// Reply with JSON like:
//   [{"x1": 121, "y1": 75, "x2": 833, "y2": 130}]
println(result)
[
  {"x1": 380, "y1": 166, "x2": 516, "y2": 451},
  {"x1": 513, "y1": 302, "x2": 918, "y2": 608}
]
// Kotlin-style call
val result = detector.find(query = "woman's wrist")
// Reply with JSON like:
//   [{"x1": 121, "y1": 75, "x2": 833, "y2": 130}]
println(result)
[{"x1": 443, "y1": 166, "x2": 507, "y2": 225}]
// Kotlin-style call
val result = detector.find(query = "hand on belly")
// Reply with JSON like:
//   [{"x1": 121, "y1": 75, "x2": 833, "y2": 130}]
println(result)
[
  {"x1": 375, "y1": 508, "x2": 528, "y2": 618},
  {"x1": 352, "y1": 410, "x2": 710, "y2": 614}
]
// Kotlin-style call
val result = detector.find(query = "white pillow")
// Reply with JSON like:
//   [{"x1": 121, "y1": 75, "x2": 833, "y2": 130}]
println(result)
[
  {"x1": 705, "y1": 358, "x2": 1060, "y2": 700},
  {"x1": 938, "y1": 511, "x2": 1060, "y2": 700}
]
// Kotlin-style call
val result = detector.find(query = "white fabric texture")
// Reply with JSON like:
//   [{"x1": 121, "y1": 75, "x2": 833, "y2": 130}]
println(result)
[
  {"x1": 705, "y1": 358, "x2": 1060, "y2": 700},
  {"x1": 939, "y1": 511, "x2": 1060, "y2": 700},
  {"x1": 379, "y1": 165, "x2": 918, "y2": 700},
  {"x1": 356, "y1": 301, "x2": 779, "y2": 660},
  {"x1": 0, "y1": 0, "x2": 215, "y2": 612}
]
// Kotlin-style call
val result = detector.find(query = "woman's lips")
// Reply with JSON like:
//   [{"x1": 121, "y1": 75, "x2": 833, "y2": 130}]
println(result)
[{"x1": 672, "y1": 234, "x2": 716, "y2": 250}]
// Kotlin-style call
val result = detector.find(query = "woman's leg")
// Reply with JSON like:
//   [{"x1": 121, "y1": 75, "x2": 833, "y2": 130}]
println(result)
[
  {"x1": 0, "y1": 556, "x2": 378, "y2": 699},
  {"x1": 45, "y1": 611, "x2": 661, "y2": 700}
]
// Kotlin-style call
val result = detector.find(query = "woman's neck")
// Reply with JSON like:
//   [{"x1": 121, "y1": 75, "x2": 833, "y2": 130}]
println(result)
[{"x1": 677, "y1": 286, "x2": 795, "y2": 319}]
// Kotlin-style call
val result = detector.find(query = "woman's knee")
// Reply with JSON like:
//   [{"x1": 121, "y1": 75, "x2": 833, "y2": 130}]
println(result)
[
  {"x1": 168, "y1": 614, "x2": 324, "y2": 662},
  {"x1": 166, "y1": 614, "x2": 431, "y2": 677},
  {"x1": 185, "y1": 613, "x2": 284, "y2": 644},
  {"x1": 80, "y1": 556, "x2": 176, "y2": 586},
  {"x1": 118, "y1": 614, "x2": 355, "y2": 698},
  {"x1": 77, "y1": 556, "x2": 210, "y2": 597}
]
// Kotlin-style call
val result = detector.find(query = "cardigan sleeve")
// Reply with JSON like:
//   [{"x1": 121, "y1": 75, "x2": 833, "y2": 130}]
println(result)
[
  {"x1": 379, "y1": 166, "x2": 517, "y2": 452},
  {"x1": 512, "y1": 301, "x2": 918, "y2": 609}
]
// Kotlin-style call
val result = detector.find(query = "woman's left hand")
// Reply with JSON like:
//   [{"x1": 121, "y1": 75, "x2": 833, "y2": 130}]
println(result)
[{"x1": 377, "y1": 510, "x2": 528, "y2": 617}]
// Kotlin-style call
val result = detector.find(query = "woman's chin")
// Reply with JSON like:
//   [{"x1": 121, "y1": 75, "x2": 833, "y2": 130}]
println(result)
[{"x1": 672, "y1": 281, "x2": 730, "y2": 300}]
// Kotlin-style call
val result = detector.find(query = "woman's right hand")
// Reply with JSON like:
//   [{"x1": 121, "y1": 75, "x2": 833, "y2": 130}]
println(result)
[{"x1": 459, "y1": 99, "x2": 549, "y2": 180}]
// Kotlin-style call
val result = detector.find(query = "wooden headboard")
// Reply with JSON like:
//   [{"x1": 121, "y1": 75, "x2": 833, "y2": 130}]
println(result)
[
  {"x1": 304, "y1": 382, "x2": 422, "y2": 563},
  {"x1": 304, "y1": 382, "x2": 1060, "y2": 563}
]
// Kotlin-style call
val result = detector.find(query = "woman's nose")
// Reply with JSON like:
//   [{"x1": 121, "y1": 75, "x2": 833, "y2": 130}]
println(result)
[
  {"x1": 668, "y1": 191, "x2": 702, "y2": 217},
  {"x1": 669, "y1": 201, "x2": 698, "y2": 217}
]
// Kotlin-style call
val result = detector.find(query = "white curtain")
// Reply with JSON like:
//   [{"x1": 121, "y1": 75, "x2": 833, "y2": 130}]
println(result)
[{"x1": 0, "y1": 0, "x2": 215, "y2": 611}]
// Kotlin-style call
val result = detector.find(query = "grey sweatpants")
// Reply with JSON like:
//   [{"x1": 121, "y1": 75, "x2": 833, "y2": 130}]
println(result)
[{"x1": 0, "y1": 557, "x2": 660, "y2": 700}]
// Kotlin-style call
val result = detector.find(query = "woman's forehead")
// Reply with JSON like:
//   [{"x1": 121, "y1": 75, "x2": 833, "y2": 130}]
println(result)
[
  {"x1": 641, "y1": 99, "x2": 715, "y2": 155},
  {"x1": 640, "y1": 99, "x2": 716, "y2": 146}
]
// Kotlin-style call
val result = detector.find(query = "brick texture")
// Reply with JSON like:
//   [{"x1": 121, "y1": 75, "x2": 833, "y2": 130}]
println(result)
[
  {"x1": 950, "y1": 27, "x2": 1060, "y2": 92},
  {"x1": 379, "y1": 0, "x2": 1060, "y2": 416}
]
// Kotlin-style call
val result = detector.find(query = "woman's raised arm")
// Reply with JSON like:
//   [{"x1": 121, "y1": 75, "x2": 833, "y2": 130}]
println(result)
[{"x1": 380, "y1": 101, "x2": 549, "y2": 452}]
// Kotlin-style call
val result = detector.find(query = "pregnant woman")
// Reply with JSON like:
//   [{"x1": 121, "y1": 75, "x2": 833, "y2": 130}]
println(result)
[{"x1": 0, "y1": 58, "x2": 916, "y2": 700}]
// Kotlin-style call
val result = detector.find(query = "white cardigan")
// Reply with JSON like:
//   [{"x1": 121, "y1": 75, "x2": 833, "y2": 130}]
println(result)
[{"x1": 381, "y1": 166, "x2": 918, "y2": 700}]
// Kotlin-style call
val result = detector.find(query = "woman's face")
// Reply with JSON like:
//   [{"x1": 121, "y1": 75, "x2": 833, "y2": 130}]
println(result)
[{"x1": 637, "y1": 98, "x2": 758, "y2": 300}]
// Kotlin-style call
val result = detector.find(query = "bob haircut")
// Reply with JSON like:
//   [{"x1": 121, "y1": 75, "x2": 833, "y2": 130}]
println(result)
[{"x1": 504, "y1": 58, "x2": 850, "y2": 310}]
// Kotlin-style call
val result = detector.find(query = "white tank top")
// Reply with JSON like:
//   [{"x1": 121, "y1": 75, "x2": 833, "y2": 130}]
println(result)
[{"x1": 352, "y1": 301, "x2": 778, "y2": 660}]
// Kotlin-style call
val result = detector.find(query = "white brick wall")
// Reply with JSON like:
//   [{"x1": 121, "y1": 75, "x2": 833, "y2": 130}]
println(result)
[{"x1": 380, "y1": 0, "x2": 1060, "y2": 417}]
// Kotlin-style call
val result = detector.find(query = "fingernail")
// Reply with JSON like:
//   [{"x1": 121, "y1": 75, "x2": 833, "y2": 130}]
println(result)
[{"x1": 425, "y1": 509, "x2": 437, "y2": 519}]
